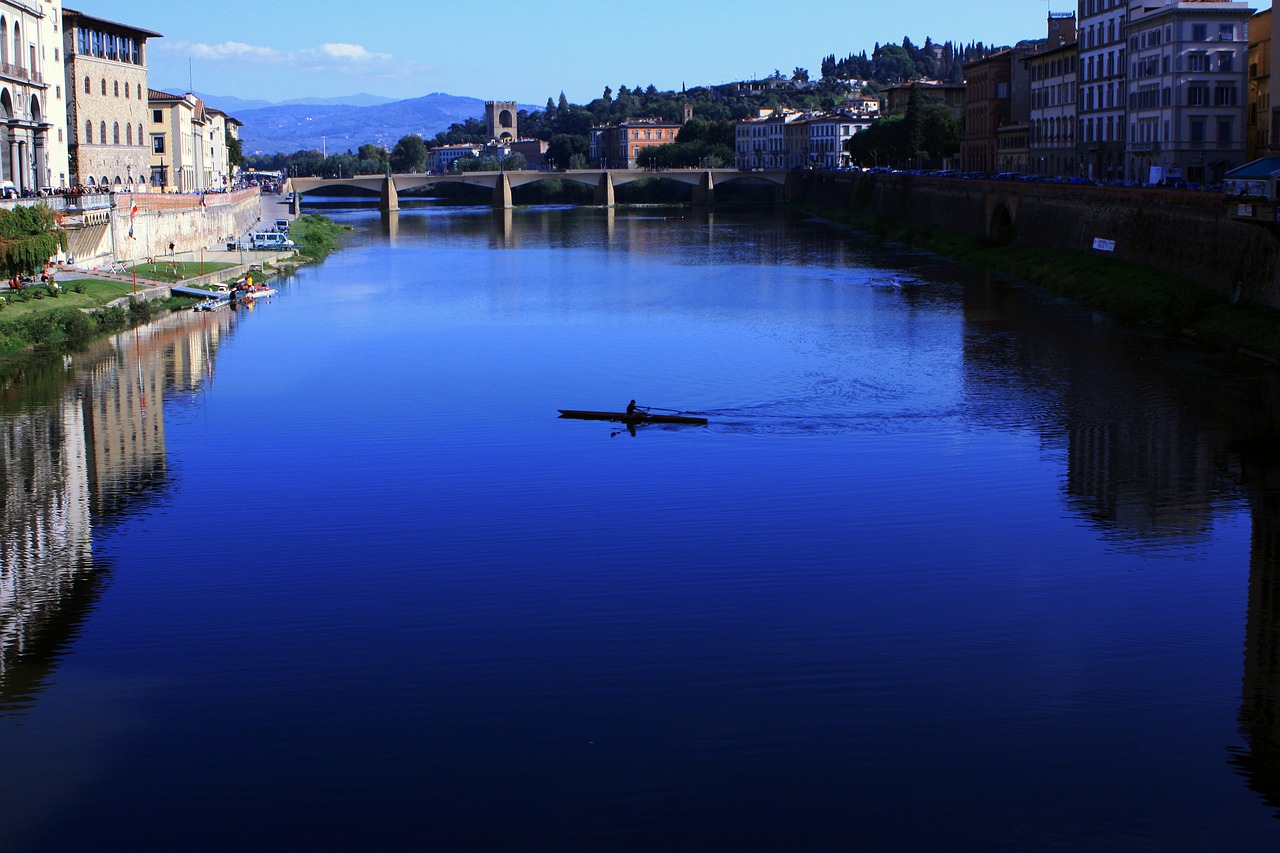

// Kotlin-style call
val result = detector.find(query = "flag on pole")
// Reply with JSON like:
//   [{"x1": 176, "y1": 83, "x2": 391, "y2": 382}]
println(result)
[
  {"x1": 128, "y1": 200, "x2": 138, "y2": 239},
  {"x1": 200, "y1": 193, "x2": 207, "y2": 216}
]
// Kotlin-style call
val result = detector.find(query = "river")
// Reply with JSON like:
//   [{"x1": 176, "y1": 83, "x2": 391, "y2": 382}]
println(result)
[{"x1": 3, "y1": 203, "x2": 1280, "y2": 850}]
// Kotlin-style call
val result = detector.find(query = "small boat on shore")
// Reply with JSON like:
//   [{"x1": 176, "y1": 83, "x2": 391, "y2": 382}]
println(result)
[{"x1": 558, "y1": 409, "x2": 708, "y2": 425}]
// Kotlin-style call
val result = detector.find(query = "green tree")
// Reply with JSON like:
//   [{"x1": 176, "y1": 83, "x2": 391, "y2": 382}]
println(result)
[
  {"x1": 357, "y1": 143, "x2": 390, "y2": 173},
  {"x1": 500, "y1": 152, "x2": 526, "y2": 171},
  {"x1": 390, "y1": 134, "x2": 428, "y2": 172},
  {"x1": 225, "y1": 129, "x2": 243, "y2": 170},
  {"x1": 546, "y1": 133, "x2": 588, "y2": 169},
  {"x1": 0, "y1": 204, "x2": 67, "y2": 279}
]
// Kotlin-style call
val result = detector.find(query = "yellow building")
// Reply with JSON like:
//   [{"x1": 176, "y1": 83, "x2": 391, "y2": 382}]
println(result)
[
  {"x1": 1249, "y1": 7, "x2": 1272, "y2": 160},
  {"x1": 148, "y1": 89, "x2": 237, "y2": 192}
]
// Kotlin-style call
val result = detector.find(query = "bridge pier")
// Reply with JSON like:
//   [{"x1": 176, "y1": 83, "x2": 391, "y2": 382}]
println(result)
[
  {"x1": 380, "y1": 175, "x2": 400, "y2": 212},
  {"x1": 493, "y1": 172, "x2": 513, "y2": 209},
  {"x1": 594, "y1": 171, "x2": 615, "y2": 207},
  {"x1": 290, "y1": 193, "x2": 301, "y2": 216},
  {"x1": 693, "y1": 171, "x2": 715, "y2": 206}
]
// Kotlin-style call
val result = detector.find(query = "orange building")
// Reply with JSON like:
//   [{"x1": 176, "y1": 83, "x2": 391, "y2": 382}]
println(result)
[{"x1": 590, "y1": 118, "x2": 683, "y2": 169}]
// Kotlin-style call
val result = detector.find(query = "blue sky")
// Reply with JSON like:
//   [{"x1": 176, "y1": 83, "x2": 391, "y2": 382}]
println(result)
[{"x1": 85, "y1": 0, "x2": 1271, "y2": 105}]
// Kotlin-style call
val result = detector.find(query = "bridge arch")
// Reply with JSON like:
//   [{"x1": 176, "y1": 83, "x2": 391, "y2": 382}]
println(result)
[{"x1": 985, "y1": 195, "x2": 1017, "y2": 245}]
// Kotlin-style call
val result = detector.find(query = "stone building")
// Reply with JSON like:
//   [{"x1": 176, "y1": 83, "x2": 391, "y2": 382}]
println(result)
[
  {"x1": 1123, "y1": 0, "x2": 1253, "y2": 184},
  {"x1": 962, "y1": 50, "x2": 1013, "y2": 173},
  {"x1": 1028, "y1": 40, "x2": 1080, "y2": 177},
  {"x1": 485, "y1": 100, "x2": 516, "y2": 143},
  {"x1": 0, "y1": 0, "x2": 69, "y2": 191},
  {"x1": 63, "y1": 8, "x2": 157, "y2": 190}
]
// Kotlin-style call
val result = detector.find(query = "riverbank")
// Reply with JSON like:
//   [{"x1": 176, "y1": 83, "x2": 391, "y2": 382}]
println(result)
[{"x1": 804, "y1": 204, "x2": 1280, "y2": 365}]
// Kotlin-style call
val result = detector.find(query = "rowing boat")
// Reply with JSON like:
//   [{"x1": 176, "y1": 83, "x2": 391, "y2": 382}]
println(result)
[{"x1": 558, "y1": 409, "x2": 708, "y2": 425}]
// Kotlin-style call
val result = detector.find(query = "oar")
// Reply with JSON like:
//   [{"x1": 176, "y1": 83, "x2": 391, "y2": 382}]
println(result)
[{"x1": 639, "y1": 405, "x2": 707, "y2": 415}]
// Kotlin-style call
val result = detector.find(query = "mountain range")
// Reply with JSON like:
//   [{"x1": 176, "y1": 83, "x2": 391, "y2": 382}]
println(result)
[{"x1": 165, "y1": 90, "x2": 538, "y2": 157}]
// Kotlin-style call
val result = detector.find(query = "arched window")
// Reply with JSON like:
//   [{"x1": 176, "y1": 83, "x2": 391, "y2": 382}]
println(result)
[
  {"x1": 100, "y1": 78, "x2": 106, "y2": 95},
  {"x1": 99, "y1": 121, "x2": 106, "y2": 144},
  {"x1": 126, "y1": 124, "x2": 132, "y2": 145},
  {"x1": 84, "y1": 120, "x2": 92, "y2": 144},
  {"x1": 113, "y1": 80, "x2": 119, "y2": 97},
  {"x1": 12, "y1": 23, "x2": 20, "y2": 69},
  {"x1": 113, "y1": 122, "x2": 120, "y2": 144},
  {"x1": 137, "y1": 124, "x2": 143, "y2": 146},
  {"x1": 124, "y1": 83, "x2": 129, "y2": 99},
  {"x1": 84, "y1": 76, "x2": 90, "y2": 94}
]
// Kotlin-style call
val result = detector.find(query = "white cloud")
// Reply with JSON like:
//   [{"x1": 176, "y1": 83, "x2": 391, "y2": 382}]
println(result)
[{"x1": 163, "y1": 39, "x2": 428, "y2": 80}]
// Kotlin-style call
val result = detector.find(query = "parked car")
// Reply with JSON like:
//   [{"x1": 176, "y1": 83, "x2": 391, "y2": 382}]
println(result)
[
  {"x1": 275, "y1": 219, "x2": 290, "y2": 233},
  {"x1": 250, "y1": 232, "x2": 295, "y2": 250}
]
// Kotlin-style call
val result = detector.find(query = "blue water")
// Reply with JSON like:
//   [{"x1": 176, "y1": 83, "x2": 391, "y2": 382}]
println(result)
[{"x1": 2, "y1": 205, "x2": 1278, "y2": 850}]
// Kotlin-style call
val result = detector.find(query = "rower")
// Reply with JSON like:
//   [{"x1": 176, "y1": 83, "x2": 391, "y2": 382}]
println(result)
[{"x1": 626, "y1": 399, "x2": 637, "y2": 416}]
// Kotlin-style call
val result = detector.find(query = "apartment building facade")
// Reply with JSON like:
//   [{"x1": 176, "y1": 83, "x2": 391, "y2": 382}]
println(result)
[
  {"x1": 1124, "y1": 0, "x2": 1253, "y2": 184},
  {"x1": 1077, "y1": 0, "x2": 1128, "y2": 180}
]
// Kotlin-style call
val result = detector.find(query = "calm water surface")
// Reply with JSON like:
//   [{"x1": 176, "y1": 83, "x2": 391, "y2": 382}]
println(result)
[{"x1": 4, "y1": 205, "x2": 1280, "y2": 850}]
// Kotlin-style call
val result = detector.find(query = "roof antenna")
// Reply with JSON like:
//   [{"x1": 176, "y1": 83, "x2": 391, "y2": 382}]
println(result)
[{"x1": 188, "y1": 57, "x2": 193, "y2": 95}]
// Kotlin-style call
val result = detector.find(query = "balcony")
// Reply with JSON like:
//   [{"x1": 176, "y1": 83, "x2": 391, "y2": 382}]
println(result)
[{"x1": 0, "y1": 62, "x2": 42, "y2": 86}]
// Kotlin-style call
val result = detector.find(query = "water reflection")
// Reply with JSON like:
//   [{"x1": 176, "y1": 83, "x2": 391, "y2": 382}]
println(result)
[
  {"x1": 0, "y1": 310, "x2": 235, "y2": 714},
  {"x1": 959, "y1": 271, "x2": 1280, "y2": 811}
]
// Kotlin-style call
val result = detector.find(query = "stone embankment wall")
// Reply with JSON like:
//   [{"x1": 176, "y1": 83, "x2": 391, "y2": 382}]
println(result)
[
  {"x1": 64, "y1": 189, "x2": 262, "y2": 267},
  {"x1": 800, "y1": 173, "x2": 1280, "y2": 309}
]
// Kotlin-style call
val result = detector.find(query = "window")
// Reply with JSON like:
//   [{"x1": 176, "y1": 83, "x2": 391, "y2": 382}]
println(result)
[
  {"x1": 1188, "y1": 85, "x2": 1210, "y2": 106},
  {"x1": 84, "y1": 120, "x2": 92, "y2": 144},
  {"x1": 1215, "y1": 84, "x2": 1238, "y2": 106},
  {"x1": 100, "y1": 78, "x2": 106, "y2": 95},
  {"x1": 113, "y1": 80, "x2": 119, "y2": 97},
  {"x1": 84, "y1": 76, "x2": 90, "y2": 94},
  {"x1": 126, "y1": 125, "x2": 132, "y2": 145},
  {"x1": 152, "y1": 135, "x2": 165, "y2": 154},
  {"x1": 1219, "y1": 51, "x2": 1234, "y2": 72},
  {"x1": 1219, "y1": 118, "x2": 1233, "y2": 142},
  {"x1": 1190, "y1": 118, "x2": 1206, "y2": 142},
  {"x1": 138, "y1": 124, "x2": 143, "y2": 145},
  {"x1": 112, "y1": 122, "x2": 119, "y2": 144},
  {"x1": 1189, "y1": 53, "x2": 1207, "y2": 72},
  {"x1": 1193, "y1": 23, "x2": 1207, "y2": 41},
  {"x1": 153, "y1": 109, "x2": 162, "y2": 123},
  {"x1": 1220, "y1": 25, "x2": 1234, "y2": 41},
  {"x1": 99, "y1": 121, "x2": 105, "y2": 143}
]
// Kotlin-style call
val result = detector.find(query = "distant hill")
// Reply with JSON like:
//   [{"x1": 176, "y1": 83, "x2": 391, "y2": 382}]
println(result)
[{"x1": 220, "y1": 93, "x2": 537, "y2": 156}]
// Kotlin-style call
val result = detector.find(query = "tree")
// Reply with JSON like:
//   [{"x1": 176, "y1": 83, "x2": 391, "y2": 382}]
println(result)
[
  {"x1": 357, "y1": 143, "x2": 390, "y2": 174},
  {"x1": 500, "y1": 152, "x2": 527, "y2": 171},
  {"x1": 793, "y1": 67, "x2": 810, "y2": 83},
  {"x1": 0, "y1": 204, "x2": 66, "y2": 279},
  {"x1": 390, "y1": 134, "x2": 428, "y2": 172},
  {"x1": 225, "y1": 129, "x2": 243, "y2": 171},
  {"x1": 546, "y1": 133, "x2": 588, "y2": 167}
]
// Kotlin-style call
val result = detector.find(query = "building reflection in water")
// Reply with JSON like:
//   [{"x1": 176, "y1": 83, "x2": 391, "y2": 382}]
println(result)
[
  {"x1": 962, "y1": 272, "x2": 1280, "y2": 814},
  {"x1": 0, "y1": 310, "x2": 234, "y2": 715}
]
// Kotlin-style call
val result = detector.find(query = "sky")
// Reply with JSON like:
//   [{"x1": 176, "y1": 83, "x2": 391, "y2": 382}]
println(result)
[{"x1": 84, "y1": 0, "x2": 1273, "y2": 106}]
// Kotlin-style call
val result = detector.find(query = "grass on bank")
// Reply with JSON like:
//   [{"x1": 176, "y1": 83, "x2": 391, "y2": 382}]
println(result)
[
  {"x1": 130, "y1": 260, "x2": 237, "y2": 283},
  {"x1": 808, "y1": 205, "x2": 1280, "y2": 362},
  {"x1": 289, "y1": 213, "x2": 348, "y2": 258},
  {"x1": 0, "y1": 279, "x2": 134, "y2": 318}
]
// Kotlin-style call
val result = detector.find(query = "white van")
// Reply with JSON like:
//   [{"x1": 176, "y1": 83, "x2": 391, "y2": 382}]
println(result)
[{"x1": 251, "y1": 232, "x2": 295, "y2": 250}]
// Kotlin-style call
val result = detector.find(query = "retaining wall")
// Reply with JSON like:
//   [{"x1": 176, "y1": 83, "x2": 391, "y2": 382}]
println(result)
[{"x1": 800, "y1": 172, "x2": 1280, "y2": 308}]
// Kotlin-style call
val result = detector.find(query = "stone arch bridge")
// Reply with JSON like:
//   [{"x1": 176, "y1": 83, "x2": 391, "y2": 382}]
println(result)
[{"x1": 287, "y1": 169, "x2": 792, "y2": 212}]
